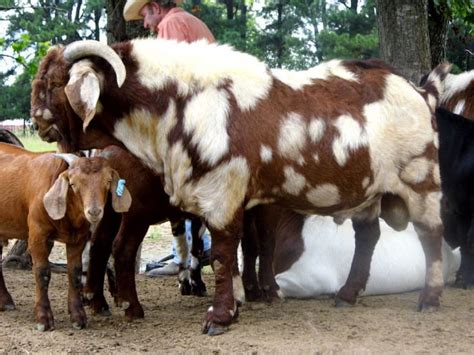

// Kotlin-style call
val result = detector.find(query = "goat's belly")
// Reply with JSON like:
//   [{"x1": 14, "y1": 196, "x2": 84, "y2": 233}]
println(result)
[
  {"x1": 275, "y1": 217, "x2": 459, "y2": 298},
  {"x1": 0, "y1": 223, "x2": 28, "y2": 241}
]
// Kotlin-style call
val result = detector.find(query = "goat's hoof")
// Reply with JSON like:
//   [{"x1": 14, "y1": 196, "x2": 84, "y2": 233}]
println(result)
[
  {"x1": 36, "y1": 322, "x2": 54, "y2": 332},
  {"x1": 335, "y1": 297, "x2": 355, "y2": 308},
  {"x1": 191, "y1": 284, "x2": 207, "y2": 297},
  {"x1": 125, "y1": 305, "x2": 145, "y2": 321},
  {"x1": 180, "y1": 281, "x2": 192, "y2": 296},
  {"x1": 72, "y1": 321, "x2": 87, "y2": 330},
  {"x1": 206, "y1": 324, "x2": 229, "y2": 336},
  {"x1": 98, "y1": 309, "x2": 112, "y2": 316}
]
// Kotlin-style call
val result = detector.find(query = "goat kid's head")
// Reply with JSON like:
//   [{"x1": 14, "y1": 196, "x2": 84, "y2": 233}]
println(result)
[
  {"x1": 43, "y1": 154, "x2": 132, "y2": 227},
  {"x1": 31, "y1": 40, "x2": 126, "y2": 150}
]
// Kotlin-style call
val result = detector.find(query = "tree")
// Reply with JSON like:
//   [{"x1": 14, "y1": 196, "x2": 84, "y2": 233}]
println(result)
[{"x1": 375, "y1": 0, "x2": 431, "y2": 83}]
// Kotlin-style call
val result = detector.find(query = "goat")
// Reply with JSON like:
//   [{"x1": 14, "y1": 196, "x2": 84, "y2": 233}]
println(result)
[
  {"x1": 31, "y1": 38, "x2": 449, "y2": 335},
  {"x1": 0, "y1": 143, "x2": 131, "y2": 331},
  {"x1": 82, "y1": 145, "x2": 208, "y2": 322},
  {"x1": 440, "y1": 70, "x2": 474, "y2": 119},
  {"x1": 436, "y1": 107, "x2": 474, "y2": 288},
  {"x1": 242, "y1": 205, "x2": 460, "y2": 299}
]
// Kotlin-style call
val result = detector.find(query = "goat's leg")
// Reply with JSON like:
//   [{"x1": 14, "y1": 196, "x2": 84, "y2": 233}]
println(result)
[
  {"x1": 29, "y1": 236, "x2": 54, "y2": 331},
  {"x1": 256, "y1": 223, "x2": 280, "y2": 302},
  {"x1": 0, "y1": 245, "x2": 15, "y2": 311},
  {"x1": 455, "y1": 244, "x2": 474, "y2": 288},
  {"x1": 169, "y1": 218, "x2": 192, "y2": 295},
  {"x1": 189, "y1": 218, "x2": 207, "y2": 296},
  {"x1": 112, "y1": 219, "x2": 146, "y2": 321},
  {"x1": 66, "y1": 240, "x2": 88, "y2": 329},
  {"x1": 335, "y1": 217, "x2": 380, "y2": 306},
  {"x1": 84, "y1": 211, "x2": 120, "y2": 316},
  {"x1": 414, "y1": 222, "x2": 444, "y2": 309},
  {"x1": 202, "y1": 210, "x2": 242, "y2": 336},
  {"x1": 241, "y1": 215, "x2": 263, "y2": 302}
]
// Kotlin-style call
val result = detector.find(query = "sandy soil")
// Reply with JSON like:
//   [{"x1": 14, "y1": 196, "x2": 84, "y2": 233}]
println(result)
[{"x1": 1, "y1": 224, "x2": 474, "y2": 353}]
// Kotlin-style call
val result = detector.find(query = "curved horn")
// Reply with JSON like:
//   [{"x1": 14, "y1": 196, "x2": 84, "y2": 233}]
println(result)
[
  {"x1": 63, "y1": 40, "x2": 126, "y2": 88},
  {"x1": 54, "y1": 153, "x2": 79, "y2": 166}
]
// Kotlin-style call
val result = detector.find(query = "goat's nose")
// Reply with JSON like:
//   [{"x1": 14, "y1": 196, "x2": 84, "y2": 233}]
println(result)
[
  {"x1": 87, "y1": 207, "x2": 102, "y2": 218},
  {"x1": 32, "y1": 122, "x2": 39, "y2": 131}
]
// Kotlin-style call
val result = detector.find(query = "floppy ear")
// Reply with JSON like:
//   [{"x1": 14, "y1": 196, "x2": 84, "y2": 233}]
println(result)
[
  {"x1": 43, "y1": 171, "x2": 69, "y2": 220},
  {"x1": 110, "y1": 170, "x2": 132, "y2": 213},
  {"x1": 64, "y1": 61, "x2": 101, "y2": 132}
]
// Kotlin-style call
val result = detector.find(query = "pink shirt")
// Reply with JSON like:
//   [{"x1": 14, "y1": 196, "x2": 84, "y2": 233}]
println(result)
[{"x1": 157, "y1": 8, "x2": 215, "y2": 43}]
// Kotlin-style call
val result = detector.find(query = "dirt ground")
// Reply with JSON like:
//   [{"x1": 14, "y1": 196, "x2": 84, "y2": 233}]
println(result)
[{"x1": 1, "y1": 224, "x2": 474, "y2": 353}]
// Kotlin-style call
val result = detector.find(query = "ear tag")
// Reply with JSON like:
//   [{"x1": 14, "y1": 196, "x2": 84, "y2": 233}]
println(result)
[{"x1": 116, "y1": 179, "x2": 126, "y2": 197}]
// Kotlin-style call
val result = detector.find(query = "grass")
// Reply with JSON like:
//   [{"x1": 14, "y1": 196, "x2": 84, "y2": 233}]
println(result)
[{"x1": 16, "y1": 132, "x2": 57, "y2": 152}]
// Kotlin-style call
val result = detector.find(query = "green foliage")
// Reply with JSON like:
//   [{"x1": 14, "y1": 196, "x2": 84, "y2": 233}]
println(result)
[
  {"x1": 317, "y1": 0, "x2": 378, "y2": 60},
  {"x1": 434, "y1": 0, "x2": 474, "y2": 33}
]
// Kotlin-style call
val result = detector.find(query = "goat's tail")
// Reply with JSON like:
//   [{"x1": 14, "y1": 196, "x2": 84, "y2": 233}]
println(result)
[{"x1": 421, "y1": 62, "x2": 452, "y2": 111}]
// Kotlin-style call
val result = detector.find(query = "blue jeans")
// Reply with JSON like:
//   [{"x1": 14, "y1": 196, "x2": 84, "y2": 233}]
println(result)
[{"x1": 172, "y1": 220, "x2": 211, "y2": 264}]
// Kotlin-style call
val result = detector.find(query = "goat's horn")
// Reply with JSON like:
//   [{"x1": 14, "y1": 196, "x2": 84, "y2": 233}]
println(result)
[
  {"x1": 54, "y1": 153, "x2": 79, "y2": 166},
  {"x1": 63, "y1": 40, "x2": 126, "y2": 88}
]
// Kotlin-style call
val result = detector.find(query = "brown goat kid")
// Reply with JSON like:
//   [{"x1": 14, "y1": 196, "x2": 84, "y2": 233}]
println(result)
[
  {"x1": 0, "y1": 143, "x2": 131, "y2": 331},
  {"x1": 32, "y1": 39, "x2": 449, "y2": 335},
  {"x1": 83, "y1": 145, "x2": 208, "y2": 321}
]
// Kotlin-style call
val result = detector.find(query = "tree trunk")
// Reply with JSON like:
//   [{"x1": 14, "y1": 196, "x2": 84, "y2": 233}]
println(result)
[
  {"x1": 376, "y1": 0, "x2": 431, "y2": 83},
  {"x1": 427, "y1": 0, "x2": 449, "y2": 68},
  {"x1": 276, "y1": 1, "x2": 284, "y2": 68},
  {"x1": 106, "y1": 0, "x2": 148, "y2": 44}
]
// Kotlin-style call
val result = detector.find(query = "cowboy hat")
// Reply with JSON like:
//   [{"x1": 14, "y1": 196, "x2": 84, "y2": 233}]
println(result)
[{"x1": 123, "y1": 0, "x2": 184, "y2": 21}]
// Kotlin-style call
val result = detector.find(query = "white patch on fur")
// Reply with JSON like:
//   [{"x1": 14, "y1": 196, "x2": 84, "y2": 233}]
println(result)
[
  {"x1": 35, "y1": 109, "x2": 43, "y2": 117},
  {"x1": 184, "y1": 88, "x2": 230, "y2": 166},
  {"x1": 172, "y1": 157, "x2": 250, "y2": 229},
  {"x1": 433, "y1": 134, "x2": 439, "y2": 149},
  {"x1": 433, "y1": 164, "x2": 440, "y2": 186},
  {"x1": 271, "y1": 60, "x2": 359, "y2": 91},
  {"x1": 42, "y1": 109, "x2": 53, "y2": 121},
  {"x1": 245, "y1": 198, "x2": 275, "y2": 210},
  {"x1": 308, "y1": 118, "x2": 326, "y2": 144},
  {"x1": 131, "y1": 38, "x2": 273, "y2": 111},
  {"x1": 166, "y1": 141, "x2": 193, "y2": 201},
  {"x1": 260, "y1": 145, "x2": 273, "y2": 163},
  {"x1": 114, "y1": 102, "x2": 178, "y2": 175},
  {"x1": 442, "y1": 72, "x2": 474, "y2": 104},
  {"x1": 282, "y1": 166, "x2": 306, "y2": 195},
  {"x1": 306, "y1": 184, "x2": 340, "y2": 207},
  {"x1": 312, "y1": 153, "x2": 319, "y2": 163},
  {"x1": 332, "y1": 115, "x2": 368, "y2": 166},
  {"x1": 362, "y1": 177, "x2": 370, "y2": 190},
  {"x1": 233, "y1": 275, "x2": 245, "y2": 305},
  {"x1": 191, "y1": 256, "x2": 199, "y2": 270},
  {"x1": 277, "y1": 113, "x2": 306, "y2": 162},
  {"x1": 400, "y1": 157, "x2": 431, "y2": 185},
  {"x1": 362, "y1": 73, "x2": 434, "y2": 200},
  {"x1": 453, "y1": 99, "x2": 466, "y2": 115},
  {"x1": 174, "y1": 231, "x2": 190, "y2": 269}
]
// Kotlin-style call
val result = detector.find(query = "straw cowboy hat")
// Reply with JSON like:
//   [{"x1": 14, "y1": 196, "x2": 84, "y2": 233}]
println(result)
[{"x1": 123, "y1": 0, "x2": 184, "y2": 21}]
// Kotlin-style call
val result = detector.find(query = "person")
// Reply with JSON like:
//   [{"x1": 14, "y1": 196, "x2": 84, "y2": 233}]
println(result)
[
  {"x1": 123, "y1": 0, "x2": 215, "y2": 42},
  {"x1": 123, "y1": 0, "x2": 214, "y2": 277}
]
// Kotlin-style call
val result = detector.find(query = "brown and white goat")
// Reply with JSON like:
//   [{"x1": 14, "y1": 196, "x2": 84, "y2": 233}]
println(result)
[
  {"x1": 82, "y1": 145, "x2": 208, "y2": 321},
  {"x1": 31, "y1": 39, "x2": 449, "y2": 335},
  {"x1": 440, "y1": 70, "x2": 474, "y2": 119},
  {"x1": 0, "y1": 143, "x2": 131, "y2": 331}
]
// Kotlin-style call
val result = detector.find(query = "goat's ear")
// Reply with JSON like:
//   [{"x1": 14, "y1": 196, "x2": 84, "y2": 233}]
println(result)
[
  {"x1": 43, "y1": 171, "x2": 69, "y2": 220},
  {"x1": 64, "y1": 64, "x2": 100, "y2": 133},
  {"x1": 110, "y1": 170, "x2": 132, "y2": 213}
]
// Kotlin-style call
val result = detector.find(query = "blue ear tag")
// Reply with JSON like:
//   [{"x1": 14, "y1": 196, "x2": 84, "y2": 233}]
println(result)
[{"x1": 116, "y1": 179, "x2": 126, "y2": 197}]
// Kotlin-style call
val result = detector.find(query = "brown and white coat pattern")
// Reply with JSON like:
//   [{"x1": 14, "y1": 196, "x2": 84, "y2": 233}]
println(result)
[{"x1": 31, "y1": 38, "x2": 449, "y2": 335}]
